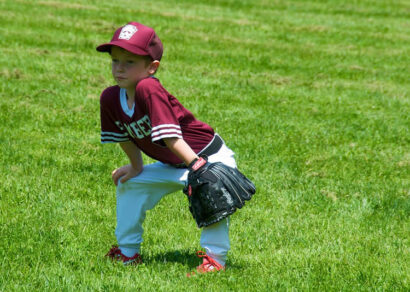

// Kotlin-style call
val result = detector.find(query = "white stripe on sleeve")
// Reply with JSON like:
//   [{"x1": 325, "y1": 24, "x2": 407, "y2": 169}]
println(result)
[
  {"x1": 101, "y1": 139, "x2": 129, "y2": 144},
  {"x1": 101, "y1": 136, "x2": 130, "y2": 142},
  {"x1": 151, "y1": 124, "x2": 181, "y2": 131},
  {"x1": 152, "y1": 133, "x2": 183, "y2": 142},
  {"x1": 151, "y1": 128, "x2": 182, "y2": 138},
  {"x1": 101, "y1": 131, "x2": 130, "y2": 144},
  {"x1": 101, "y1": 131, "x2": 129, "y2": 137}
]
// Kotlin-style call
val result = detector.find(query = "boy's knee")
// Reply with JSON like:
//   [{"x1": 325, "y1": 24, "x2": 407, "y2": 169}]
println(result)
[{"x1": 116, "y1": 178, "x2": 144, "y2": 196}]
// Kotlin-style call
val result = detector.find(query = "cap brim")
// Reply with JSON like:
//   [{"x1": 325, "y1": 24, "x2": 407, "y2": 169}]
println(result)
[{"x1": 96, "y1": 41, "x2": 149, "y2": 56}]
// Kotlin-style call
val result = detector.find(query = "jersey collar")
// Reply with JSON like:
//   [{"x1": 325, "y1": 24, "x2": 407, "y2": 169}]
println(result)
[{"x1": 119, "y1": 88, "x2": 135, "y2": 118}]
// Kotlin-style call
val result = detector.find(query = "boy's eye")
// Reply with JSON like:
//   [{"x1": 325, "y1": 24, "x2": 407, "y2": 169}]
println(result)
[
  {"x1": 127, "y1": 60, "x2": 135, "y2": 64},
  {"x1": 111, "y1": 59, "x2": 119, "y2": 63}
]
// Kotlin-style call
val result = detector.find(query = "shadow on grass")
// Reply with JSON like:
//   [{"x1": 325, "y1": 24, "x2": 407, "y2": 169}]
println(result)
[
  {"x1": 143, "y1": 250, "x2": 199, "y2": 268},
  {"x1": 142, "y1": 249, "x2": 244, "y2": 270}
]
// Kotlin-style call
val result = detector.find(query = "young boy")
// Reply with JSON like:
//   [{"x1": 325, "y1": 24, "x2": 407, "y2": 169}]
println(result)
[{"x1": 96, "y1": 22, "x2": 238, "y2": 274}]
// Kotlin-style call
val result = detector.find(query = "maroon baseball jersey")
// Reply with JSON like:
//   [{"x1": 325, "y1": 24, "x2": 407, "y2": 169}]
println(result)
[{"x1": 100, "y1": 77, "x2": 215, "y2": 164}]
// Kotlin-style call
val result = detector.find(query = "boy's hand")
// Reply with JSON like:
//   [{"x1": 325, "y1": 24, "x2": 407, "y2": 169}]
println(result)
[{"x1": 112, "y1": 164, "x2": 142, "y2": 186}]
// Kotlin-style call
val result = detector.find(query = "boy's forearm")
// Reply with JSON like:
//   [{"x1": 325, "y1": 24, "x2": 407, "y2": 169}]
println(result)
[
  {"x1": 164, "y1": 137, "x2": 198, "y2": 166},
  {"x1": 119, "y1": 141, "x2": 143, "y2": 169}
]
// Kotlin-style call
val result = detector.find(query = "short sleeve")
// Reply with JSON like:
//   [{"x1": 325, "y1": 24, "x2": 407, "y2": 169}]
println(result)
[
  {"x1": 100, "y1": 89, "x2": 130, "y2": 144},
  {"x1": 138, "y1": 80, "x2": 183, "y2": 143}
]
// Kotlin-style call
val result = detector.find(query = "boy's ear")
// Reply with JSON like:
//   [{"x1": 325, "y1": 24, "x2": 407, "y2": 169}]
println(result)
[{"x1": 148, "y1": 60, "x2": 160, "y2": 75}]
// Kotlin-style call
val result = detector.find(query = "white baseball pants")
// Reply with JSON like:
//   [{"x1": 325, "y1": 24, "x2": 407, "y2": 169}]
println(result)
[{"x1": 115, "y1": 142, "x2": 237, "y2": 266}]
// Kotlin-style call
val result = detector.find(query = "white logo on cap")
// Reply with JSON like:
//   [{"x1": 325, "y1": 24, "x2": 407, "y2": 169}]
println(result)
[{"x1": 118, "y1": 24, "x2": 138, "y2": 40}]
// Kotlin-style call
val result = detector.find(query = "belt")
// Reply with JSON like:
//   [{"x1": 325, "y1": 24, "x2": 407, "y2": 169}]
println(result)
[{"x1": 171, "y1": 134, "x2": 224, "y2": 168}]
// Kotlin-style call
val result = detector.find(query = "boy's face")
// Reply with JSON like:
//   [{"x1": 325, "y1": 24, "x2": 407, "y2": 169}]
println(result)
[{"x1": 110, "y1": 46, "x2": 154, "y2": 90}]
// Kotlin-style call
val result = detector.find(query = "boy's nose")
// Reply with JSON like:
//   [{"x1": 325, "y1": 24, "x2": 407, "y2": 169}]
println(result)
[{"x1": 116, "y1": 63, "x2": 125, "y2": 72}]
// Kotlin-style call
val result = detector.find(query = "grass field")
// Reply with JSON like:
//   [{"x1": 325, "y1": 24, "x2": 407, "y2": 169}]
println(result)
[{"x1": 0, "y1": 0, "x2": 409, "y2": 290}]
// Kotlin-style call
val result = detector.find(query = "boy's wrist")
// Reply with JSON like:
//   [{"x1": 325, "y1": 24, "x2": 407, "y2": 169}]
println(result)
[
  {"x1": 188, "y1": 157, "x2": 207, "y2": 171},
  {"x1": 163, "y1": 137, "x2": 199, "y2": 166},
  {"x1": 185, "y1": 154, "x2": 199, "y2": 166},
  {"x1": 130, "y1": 162, "x2": 143, "y2": 172}
]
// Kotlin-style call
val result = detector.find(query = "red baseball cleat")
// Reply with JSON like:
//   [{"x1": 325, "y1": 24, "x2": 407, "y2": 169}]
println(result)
[
  {"x1": 105, "y1": 245, "x2": 142, "y2": 266},
  {"x1": 187, "y1": 251, "x2": 225, "y2": 276}
]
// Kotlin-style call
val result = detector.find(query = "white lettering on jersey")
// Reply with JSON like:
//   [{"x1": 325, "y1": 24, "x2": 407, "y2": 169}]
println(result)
[
  {"x1": 115, "y1": 121, "x2": 125, "y2": 131},
  {"x1": 130, "y1": 122, "x2": 144, "y2": 139},
  {"x1": 123, "y1": 123, "x2": 137, "y2": 139},
  {"x1": 137, "y1": 115, "x2": 151, "y2": 136},
  {"x1": 116, "y1": 115, "x2": 152, "y2": 140}
]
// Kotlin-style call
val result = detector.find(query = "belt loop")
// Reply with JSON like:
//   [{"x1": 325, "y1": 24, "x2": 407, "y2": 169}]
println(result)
[{"x1": 199, "y1": 134, "x2": 223, "y2": 157}]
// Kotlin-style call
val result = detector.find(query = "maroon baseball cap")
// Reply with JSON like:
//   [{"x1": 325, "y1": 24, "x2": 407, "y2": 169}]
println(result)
[{"x1": 96, "y1": 22, "x2": 163, "y2": 61}]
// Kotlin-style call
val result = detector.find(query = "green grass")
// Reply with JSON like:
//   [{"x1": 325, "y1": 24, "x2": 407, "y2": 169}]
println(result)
[{"x1": 1, "y1": 0, "x2": 409, "y2": 290}]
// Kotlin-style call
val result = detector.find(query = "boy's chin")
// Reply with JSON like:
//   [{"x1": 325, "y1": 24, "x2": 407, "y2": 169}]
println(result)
[
  {"x1": 117, "y1": 82, "x2": 137, "y2": 89},
  {"x1": 117, "y1": 79, "x2": 142, "y2": 88}
]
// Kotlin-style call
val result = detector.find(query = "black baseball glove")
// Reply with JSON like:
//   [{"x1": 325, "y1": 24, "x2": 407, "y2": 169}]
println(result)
[{"x1": 183, "y1": 157, "x2": 256, "y2": 228}]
